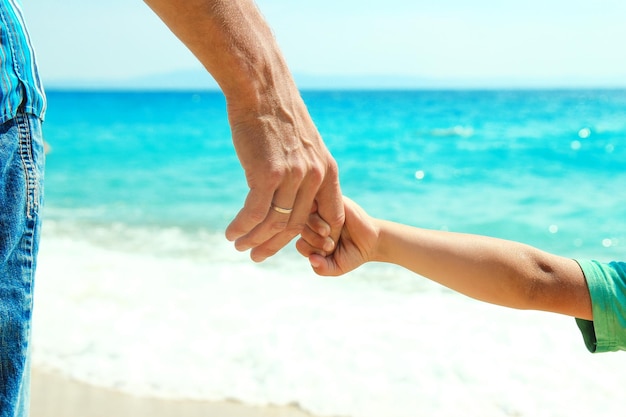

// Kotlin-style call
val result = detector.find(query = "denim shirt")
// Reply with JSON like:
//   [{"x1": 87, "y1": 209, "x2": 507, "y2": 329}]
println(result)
[{"x1": 0, "y1": 0, "x2": 46, "y2": 124}]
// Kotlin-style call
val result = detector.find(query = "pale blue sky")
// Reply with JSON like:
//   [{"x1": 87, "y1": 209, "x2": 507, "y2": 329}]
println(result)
[{"x1": 23, "y1": 0, "x2": 626, "y2": 88}]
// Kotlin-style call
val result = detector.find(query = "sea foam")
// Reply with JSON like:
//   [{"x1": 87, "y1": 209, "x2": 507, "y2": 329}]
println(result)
[{"x1": 32, "y1": 223, "x2": 626, "y2": 417}]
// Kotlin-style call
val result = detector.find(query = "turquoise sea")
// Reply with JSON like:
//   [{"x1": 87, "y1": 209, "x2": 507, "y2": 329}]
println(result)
[
  {"x1": 42, "y1": 89, "x2": 626, "y2": 257},
  {"x1": 33, "y1": 89, "x2": 626, "y2": 417}
]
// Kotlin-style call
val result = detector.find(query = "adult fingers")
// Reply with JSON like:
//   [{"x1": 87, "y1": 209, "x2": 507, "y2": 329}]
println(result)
[
  {"x1": 247, "y1": 186, "x2": 315, "y2": 262},
  {"x1": 226, "y1": 177, "x2": 278, "y2": 241},
  {"x1": 228, "y1": 180, "x2": 299, "y2": 252},
  {"x1": 314, "y1": 164, "x2": 344, "y2": 250}
]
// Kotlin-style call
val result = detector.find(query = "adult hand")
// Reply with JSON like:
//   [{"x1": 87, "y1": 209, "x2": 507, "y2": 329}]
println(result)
[
  {"x1": 144, "y1": 0, "x2": 344, "y2": 260},
  {"x1": 225, "y1": 93, "x2": 344, "y2": 262}
]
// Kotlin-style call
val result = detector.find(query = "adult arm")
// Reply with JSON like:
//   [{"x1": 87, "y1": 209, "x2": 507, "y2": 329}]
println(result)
[{"x1": 143, "y1": 0, "x2": 344, "y2": 261}]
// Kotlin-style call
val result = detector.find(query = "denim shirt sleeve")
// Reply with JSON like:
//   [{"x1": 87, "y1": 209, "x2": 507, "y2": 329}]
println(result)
[
  {"x1": 0, "y1": 0, "x2": 47, "y2": 123},
  {"x1": 575, "y1": 260, "x2": 626, "y2": 353}
]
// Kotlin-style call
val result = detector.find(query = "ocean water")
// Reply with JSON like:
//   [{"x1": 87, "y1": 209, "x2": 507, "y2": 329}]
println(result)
[{"x1": 33, "y1": 89, "x2": 626, "y2": 417}]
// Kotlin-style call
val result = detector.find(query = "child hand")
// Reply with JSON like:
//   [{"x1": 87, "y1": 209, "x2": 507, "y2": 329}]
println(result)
[{"x1": 296, "y1": 197, "x2": 379, "y2": 276}]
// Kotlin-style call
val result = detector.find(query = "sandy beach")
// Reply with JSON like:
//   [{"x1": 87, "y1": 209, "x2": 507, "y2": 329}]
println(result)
[{"x1": 31, "y1": 368, "x2": 319, "y2": 417}]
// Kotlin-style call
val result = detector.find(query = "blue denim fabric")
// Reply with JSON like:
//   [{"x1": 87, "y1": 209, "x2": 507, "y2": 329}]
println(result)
[{"x1": 0, "y1": 111, "x2": 44, "y2": 417}]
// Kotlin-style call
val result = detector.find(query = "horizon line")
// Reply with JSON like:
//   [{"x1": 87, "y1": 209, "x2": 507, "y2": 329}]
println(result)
[{"x1": 41, "y1": 69, "x2": 626, "y2": 91}]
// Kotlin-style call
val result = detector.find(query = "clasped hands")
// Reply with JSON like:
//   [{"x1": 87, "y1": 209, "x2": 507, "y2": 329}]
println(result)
[
  {"x1": 224, "y1": 95, "x2": 344, "y2": 263},
  {"x1": 224, "y1": 95, "x2": 375, "y2": 278}
]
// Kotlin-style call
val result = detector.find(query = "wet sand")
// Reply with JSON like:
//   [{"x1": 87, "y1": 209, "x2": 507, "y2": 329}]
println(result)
[{"x1": 31, "y1": 368, "x2": 318, "y2": 417}]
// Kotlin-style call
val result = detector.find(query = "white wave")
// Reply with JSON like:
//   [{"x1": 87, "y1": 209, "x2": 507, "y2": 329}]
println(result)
[
  {"x1": 430, "y1": 125, "x2": 475, "y2": 137},
  {"x1": 33, "y1": 224, "x2": 626, "y2": 417}
]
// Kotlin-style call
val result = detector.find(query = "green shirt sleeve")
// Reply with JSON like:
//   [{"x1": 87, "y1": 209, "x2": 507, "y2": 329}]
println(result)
[{"x1": 575, "y1": 260, "x2": 626, "y2": 353}]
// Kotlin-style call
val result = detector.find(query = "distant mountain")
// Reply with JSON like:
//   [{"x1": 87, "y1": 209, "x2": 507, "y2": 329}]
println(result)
[
  {"x1": 44, "y1": 69, "x2": 626, "y2": 91},
  {"x1": 45, "y1": 69, "x2": 220, "y2": 91},
  {"x1": 45, "y1": 70, "x2": 442, "y2": 91}
]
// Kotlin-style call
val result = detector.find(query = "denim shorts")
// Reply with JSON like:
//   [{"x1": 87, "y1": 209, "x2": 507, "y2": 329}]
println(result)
[{"x1": 0, "y1": 111, "x2": 44, "y2": 416}]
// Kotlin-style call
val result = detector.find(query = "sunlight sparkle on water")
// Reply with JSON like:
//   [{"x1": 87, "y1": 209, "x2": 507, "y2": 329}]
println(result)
[{"x1": 578, "y1": 128, "x2": 591, "y2": 139}]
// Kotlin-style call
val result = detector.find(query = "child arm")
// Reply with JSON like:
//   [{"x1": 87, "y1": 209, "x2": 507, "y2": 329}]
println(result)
[
  {"x1": 299, "y1": 197, "x2": 593, "y2": 320},
  {"x1": 376, "y1": 221, "x2": 592, "y2": 319}
]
